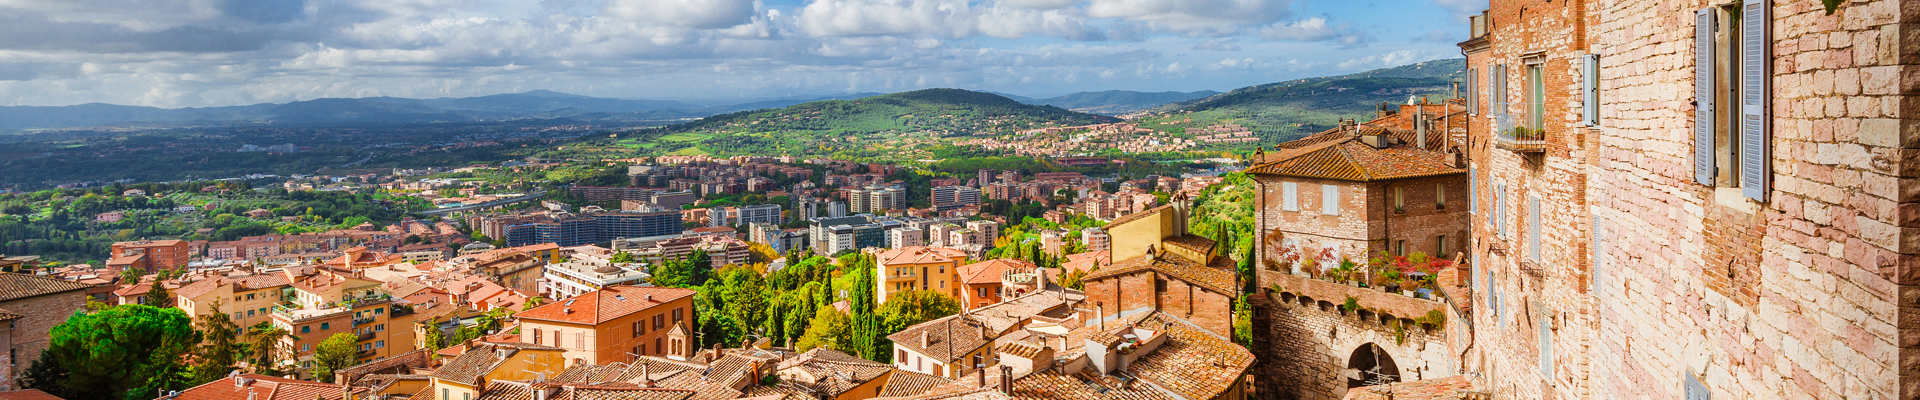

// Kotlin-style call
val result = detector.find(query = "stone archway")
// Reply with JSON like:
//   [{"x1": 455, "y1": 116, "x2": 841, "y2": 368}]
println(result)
[{"x1": 1346, "y1": 342, "x2": 1401, "y2": 389}]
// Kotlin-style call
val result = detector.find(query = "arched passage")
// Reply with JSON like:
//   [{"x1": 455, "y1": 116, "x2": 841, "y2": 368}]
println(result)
[{"x1": 1345, "y1": 342, "x2": 1401, "y2": 389}]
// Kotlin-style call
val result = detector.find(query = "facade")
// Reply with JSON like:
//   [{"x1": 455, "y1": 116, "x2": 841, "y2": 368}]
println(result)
[
  {"x1": 955, "y1": 258, "x2": 1033, "y2": 310},
  {"x1": 106, "y1": 240, "x2": 191, "y2": 273},
  {"x1": 540, "y1": 257, "x2": 649, "y2": 300},
  {"x1": 1080, "y1": 200, "x2": 1239, "y2": 337},
  {"x1": 172, "y1": 274, "x2": 293, "y2": 332},
  {"x1": 734, "y1": 204, "x2": 782, "y2": 226},
  {"x1": 887, "y1": 227, "x2": 924, "y2": 249},
  {"x1": 1080, "y1": 227, "x2": 1110, "y2": 253},
  {"x1": 500, "y1": 210, "x2": 683, "y2": 247},
  {"x1": 428, "y1": 342, "x2": 568, "y2": 400},
  {"x1": 268, "y1": 269, "x2": 416, "y2": 368},
  {"x1": 515, "y1": 286, "x2": 697, "y2": 365},
  {"x1": 0, "y1": 274, "x2": 89, "y2": 381},
  {"x1": 1435, "y1": 0, "x2": 1920, "y2": 398},
  {"x1": 931, "y1": 186, "x2": 982, "y2": 207},
  {"x1": 874, "y1": 246, "x2": 966, "y2": 303}
]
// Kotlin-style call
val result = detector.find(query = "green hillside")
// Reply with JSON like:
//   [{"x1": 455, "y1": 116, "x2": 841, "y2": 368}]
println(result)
[
  {"x1": 1135, "y1": 58, "x2": 1464, "y2": 147},
  {"x1": 640, "y1": 88, "x2": 1120, "y2": 159}
]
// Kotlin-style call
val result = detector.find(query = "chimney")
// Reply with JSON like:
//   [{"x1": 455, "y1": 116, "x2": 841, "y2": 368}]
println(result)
[
  {"x1": 1095, "y1": 303, "x2": 1105, "y2": 331},
  {"x1": 922, "y1": 331, "x2": 932, "y2": 348},
  {"x1": 976, "y1": 367, "x2": 987, "y2": 387},
  {"x1": 1415, "y1": 113, "x2": 1427, "y2": 151},
  {"x1": 998, "y1": 365, "x2": 1012, "y2": 393}
]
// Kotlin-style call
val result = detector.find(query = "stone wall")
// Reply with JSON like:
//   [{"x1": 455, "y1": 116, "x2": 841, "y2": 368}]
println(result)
[
  {"x1": 1460, "y1": 0, "x2": 1920, "y2": 398},
  {"x1": 0, "y1": 290, "x2": 87, "y2": 381},
  {"x1": 1249, "y1": 279, "x2": 1454, "y2": 400},
  {"x1": 1082, "y1": 268, "x2": 1235, "y2": 337}
]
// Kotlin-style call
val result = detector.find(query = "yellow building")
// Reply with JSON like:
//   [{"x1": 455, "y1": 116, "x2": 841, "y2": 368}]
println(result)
[
  {"x1": 873, "y1": 246, "x2": 967, "y2": 304},
  {"x1": 1103, "y1": 200, "x2": 1192, "y2": 263},
  {"x1": 173, "y1": 274, "x2": 292, "y2": 329},
  {"x1": 427, "y1": 342, "x2": 568, "y2": 400}
]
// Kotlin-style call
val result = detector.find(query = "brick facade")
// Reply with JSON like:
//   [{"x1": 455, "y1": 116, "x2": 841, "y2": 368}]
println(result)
[
  {"x1": 1459, "y1": 0, "x2": 1920, "y2": 398},
  {"x1": 1081, "y1": 268, "x2": 1235, "y2": 337},
  {"x1": 0, "y1": 290, "x2": 87, "y2": 380}
]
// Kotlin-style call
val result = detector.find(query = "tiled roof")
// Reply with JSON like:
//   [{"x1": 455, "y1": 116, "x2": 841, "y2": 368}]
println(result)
[
  {"x1": 516, "y1": 286, "x2": 695, "y2": 325},
  {"x1": 1247, "y1": 133, "x2": 1463, "y2": 182},
  {"x1": 887, "y1": 314, "x2": 996, "y2": 363},
  {"x1": 877, "y1": 370, "x2": 952, "y2": 398},
  {"x1": 474, "y1": 380, "x2": 534, "y2": 400},
  {"x1": 0, "y1": 307, "x2": 26, "y2": 322},
  {"x1": 1160, "y1": 235, "x2": 1216, "y2": 256},
  {"x1": 1083, "y1": 252, "x2": 1239, "y2": 296},
  {"x1": 957, "y1": 259, "x2": 1031, "y2": 285},
  {"x1": 1341, "y1": 376, "x2": 1474, "y2": 400},
  {"x1": 0, "y1": 272, "x2": 92, "y2": 302},
  {"x1": 1125, "y1": 313, "x2": 1255, "y2": 399},
  {"x1": 0, "y1": 390, "x2": 63, "y2": 400},
  {"x1": 430, "y1": 343, "x2": 564, "y2": 385},
  {"x1": 1010, "y1": 369, "x2": 1174, "y2": 400},
  {"x1": 175, "y1": 274, "x2": 292, "y2": 300},
  {"x1": 876, "y1": 247, "x2": 957, "y2": 266},
  {"x1": 1101, "y1": 204, "x2": 1173, "y2": 231},
  {"x1": 173, "y1": 374, "x2": 345, "y2": 400},
  {"x1": 646, "y1": 369, "x2": 742, "y2": 400},
  {"x1": 778, "y1": 349, "x2": 893, "y2": 396},
  {"x1": 965, "y1": 290, "x2": 1077, "y2": 334}
]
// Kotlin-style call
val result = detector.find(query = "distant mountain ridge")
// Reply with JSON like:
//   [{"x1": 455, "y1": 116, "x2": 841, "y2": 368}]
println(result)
[
  {"x1": 1134, "y1": 58, "x2": 1465, "y2": 145},
  {"x1": 1018, "y1": 90, "x2": 1220, "y2": 115}
]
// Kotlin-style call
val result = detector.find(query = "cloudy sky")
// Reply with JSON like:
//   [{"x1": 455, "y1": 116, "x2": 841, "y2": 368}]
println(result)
[{"x1": 0, "y1": 0, "x2": 1485, "y2": 108}]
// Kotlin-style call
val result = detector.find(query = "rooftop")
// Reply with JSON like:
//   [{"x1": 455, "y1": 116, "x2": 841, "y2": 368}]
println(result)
[{"x1": 516, "y1": 285, "x2": 695, "y2": 325}]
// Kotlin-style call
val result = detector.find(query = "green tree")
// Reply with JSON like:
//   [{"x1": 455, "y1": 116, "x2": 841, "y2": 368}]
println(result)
[
  {"x1": 190, "y1": 300, "x2": 243, "y2": 384},
  {"x1": 143, "y1": 280, "x2": 172, "y2": 307},
  {"x1": 243, "y1": 322, "x2": 292, "y2": 375},
  {"x1": 610, "y1": 251, "x2": 636, "y2": 264},
  {"x1": 311, "y1": 333, "x2": 359, "y2": 383},
  {"x1": 21, "y1": 304, "x2": 200, "y2": 400},
  {"x1": 876, "y1": 290, "x2": 961, "y2": 332},
  {"x1": 793, "y1": 307, "x2": 851, "y2": 352},
  {"x1": 421, "y1": 320, "x2": 447, "y2": 351}
]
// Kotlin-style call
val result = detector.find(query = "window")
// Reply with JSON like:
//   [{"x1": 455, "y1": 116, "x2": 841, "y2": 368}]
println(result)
[
  {"x1": 1529, "y1": 195, "x2": 1542, "y2": 261},
  {"x1": 376, "y1": 340, "x2": 385, "y2": 349},
  {"x1": 1281, "y1": 182, "x2": 1299, "y2": 211},
  {"x1": 1393, "y1": 187, "x2": 1405, "y2": 211},
  {"x1": 443, "y1": 389, "x2": 449, "y2": 400},
  {"x1": 361, "y1": 343, "x2": 370, "y2": 351},
  {"x1": 302, "y1": 326, "x2": 311, "y2": 334},
  {"x1": 899, "y1": 350, "x2": 908, "y2": 363},
  {"x1": 233, "y1": 312, "x2": 242, "y2": 320},
  {"x1": 633, "y1": 321, "x2": 645, "y2": 337},
  {"x1": 1693, "y1": 2, "x2": 1771, "y2": 202},
  {"x1": 1469, "y1": 166, "x2": 1478, "y2": 215},
  {"x1": 673, "y1": 308, "x2": 684, "y2": 323},
  {"x1": 1394, "y1": 240, "x2": 1405, "y2": 255},
  {"x1": 533, "y1": 328, "x2": 542, "y2": 344},
  {"x1": 1495, "y1": 183, "x2": 1508, "y2": 238},
  {"x1": 1540, "y1": 319, "x2": 1554, "y2": 380},
  {"x1": 1435, "y1": 184, "x2": 1447, "y2": 209},
  {"x1": 657, "y1": 338, "x2": 664, "y2": 354},
  {"x1": 1582, "y1": 54, "x2": 1600, "y2": 126},
  {"x1": 1684, "y1": 371, "x2": 1710, "y2": 400},
  {"x1": 1321, "y1": 185, "x2": 1340, "y2": 215},
  {"x1": 977, "y1": 287, "x2": 989, "y2": 298},
  {"x1": 654, "y1": 314, "x2": 664, "y2": 330},
  {"x1": 464, "y1": 393, "x2": 471, "y2": 400},
  {"x1": 634, "y1": 344, "x2": 645, "y2": 357},
  {"x1": 1436, "y1": 235, "x2": 1448, "y2": 256},
  {"x1": 321, "y1": 322, "x2": 329, "y2": 330},
  {"x1": 247, "y1": 294, "x2": 255, "y2": 300},
  {"x1": 575, "y1": 332, "x2": 584, "y2": 349},
  {"x1": 247, "y1": 310, "x2": 255, "y2": 317},
  {"x1": 375, "y1": 324, "x2": 384, "y2": 332},
  {"x1": 1467, "y1": 67, "x2": 1479, "y2": 115},
  {"x1": 1526, "y1": 63, "x2": 1545, "y2": 131},
  {"x1": 302, "y1": 343, "x2": 311, "y2": 352}
]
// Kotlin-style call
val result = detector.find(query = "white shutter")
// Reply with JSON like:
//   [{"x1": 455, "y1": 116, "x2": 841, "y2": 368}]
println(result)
[
  {"x1": 1695, "y1": 9, "x2": 1718, "y2": 186},
  {"x1": 1282, "y1": 182, "x2": 1298, "y2": 211},
  {"x1": 1473, "y1": 254, "x2": 1483, "y2": 305},
  {"x1": 1495, "y1": 184, "x2": 1505, "y2": 238},
  {"x1": 1684, "y1": 372, "x2": 1710, "y2": 400},
  {"x1": 1322, "y1": 185, "x2": 1340, "y2": 215},
  {"x1": 1468, "y1": 68, "x2": 1479, "y2": 115},
  {"x1": 1582, "y1": 54, "x2": 1600, "y2": 126},
  {"x1": 1529, "y1": 195, "x2": 1542, "y2": 261},
  {"x1": 1592, "y1": 216, "x2": 1606, "y2": 295},
  {"x1": 1469, "y1": 166, "x2": 1478, "y2": 215},
  {"x1": 1741, "y1": 0, "x2": 1771, "y2": 201},
  {"x1": 1539, "y1": 319, "x2": 1554, "y2": 380}
]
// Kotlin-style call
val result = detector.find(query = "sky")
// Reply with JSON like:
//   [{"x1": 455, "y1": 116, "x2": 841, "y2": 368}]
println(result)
[{"x1": 0, "y1": 0, "x2": 1487, "y2": 108}]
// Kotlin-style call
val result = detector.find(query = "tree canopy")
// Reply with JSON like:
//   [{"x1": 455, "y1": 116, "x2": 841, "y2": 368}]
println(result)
[{"x1": 22, "y1": 304, "x2": 200, "y2": 400}]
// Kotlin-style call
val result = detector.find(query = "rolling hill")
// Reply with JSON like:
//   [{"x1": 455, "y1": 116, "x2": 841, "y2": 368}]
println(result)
[
  {"x1": 1135, "y1": 58, "x2": 1465, "y2": 145},
  {"x1": 1020, "y1": 90, "x2": 1220, "y2": 114},
  {"x1": 643, "y1": 88, "x2": 1120, "y2": 158}
]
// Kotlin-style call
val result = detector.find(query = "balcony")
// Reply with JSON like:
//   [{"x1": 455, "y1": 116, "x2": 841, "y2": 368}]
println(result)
[
  {"x1": 1494, "y1": 124, "x2": 1547, "y2": 152},
  {"x1": 357, "y1": 332, "x2": 376, "y2": 342}
]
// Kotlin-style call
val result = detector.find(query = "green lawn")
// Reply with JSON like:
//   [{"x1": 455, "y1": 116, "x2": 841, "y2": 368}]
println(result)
[
  {"x1": 667, "y1": 146, "x2": 711, "y2": 156},
  {"x1": 660, "y1": 133, "x2": 712, "y2": 143}
]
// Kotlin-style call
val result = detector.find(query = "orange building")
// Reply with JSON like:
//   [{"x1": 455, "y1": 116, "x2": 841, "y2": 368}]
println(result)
[
  {"x1": 955, "y1": 258, "x2": 1032, "y2": 310},
  {"x1": 107, "y1": 240, "x2": 191, "y2": 273},
  {"x1": 515, "y1": 285, "x2": 697, "y2": 366}
]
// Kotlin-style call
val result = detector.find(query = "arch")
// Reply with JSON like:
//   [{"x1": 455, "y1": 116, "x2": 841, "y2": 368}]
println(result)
[{"x1": 1345, "y1": 342, "x2": 1401, "y2": 389}]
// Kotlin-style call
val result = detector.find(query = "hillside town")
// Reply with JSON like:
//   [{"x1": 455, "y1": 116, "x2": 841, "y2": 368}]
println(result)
[{"x1": 0, "y1": 0, "x2": 1910, "y2": 400}]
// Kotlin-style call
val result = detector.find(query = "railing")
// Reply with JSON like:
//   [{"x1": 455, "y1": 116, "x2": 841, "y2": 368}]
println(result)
[
  {"x1": 1494, "y1": 125, "x2": 1547, "y2": 152},
  {"x1": 352, "y1": 317, "x2": 376, "y2": 327},
  {"x1": 357, "y1": 332, "x2": 376, "y2": 341}
]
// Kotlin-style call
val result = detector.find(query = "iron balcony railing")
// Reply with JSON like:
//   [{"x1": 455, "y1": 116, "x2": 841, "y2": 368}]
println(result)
[{"x1": 1493, "y1": 112, "x2": 1546, "y2": 152}]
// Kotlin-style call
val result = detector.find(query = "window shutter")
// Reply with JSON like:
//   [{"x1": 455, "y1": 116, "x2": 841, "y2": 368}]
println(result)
[
  {"x1": 1694, "y1": 9, "x2": 1717, "y2": 186},
  {"x1": 1684, "y1": 372, "x2": 1711, "y2": 400},
  {"x1": 1495, "y1": 65, "x2": 1507, "y2": 113},
  {"x1": 1496, "y1": 183, "x2": 1508, "y2": 238},
  {"x1": 1529, "y1": 195, "x2": 1542, "y2": 261},
  {"x1": 1582, "y1": 54, "x2": 1600, "y2": 126},
  {"x1": 1469, "y1": 166, "x2": 1478, "y2": 215},
  {"x1": 1282, "y1": 182, "x2": 1298, "y2": 211},
  {"x1": 1468, "y1": 68, "x2": 1479, "y2": 115},
  {"x1": 1322, "y1": 185, "x2": 1339, "y2": 215},
  {"x1": 1539, "y1": 319, "x2": 1554, "y2": 380},
  {"x1": 1592, "y1": 216, "x2": 1606, "y2": 295},
  {"x1": 1740, "y1": 0, "x2": 1770, "y2": 201}
]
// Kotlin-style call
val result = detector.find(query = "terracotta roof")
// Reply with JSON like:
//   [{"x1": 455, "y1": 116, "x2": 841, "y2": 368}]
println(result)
[
  {"x1": 1100, "y1": 204, "x2": 1172, "y2": 230},
  {"x1": 876, "y1": 247, "x2": 957, "y2": 266},
  {"x1": 1124, "y1": 313, "x2": 1256, "y2": 399},
  {"x1": 957, "y1": 259, "x2": 1031, "y2": 285},
  {"x1": 516, "y1": 286, "x2": 695, "y2": 325},
  {"x1": 1083, "y1": 252, "x2": 1238, "y2": 296},
  {"x1": 1341, "y1": 376, "x2": 1475, "y2": 400},
  {"x1": 1160, "y1": 235, "x2": 1216, "y2": 256},
  {"x1": 1247, "y1": 133, "x2": 1463, "y2": 182},
  {"x1": 175, "y1": 274, "x2": 292, "y2": 300},
  {"x1": 0, "y1": 389, "x2": 63, "y2": 400},
  {"x1": 0, "y1": 273, "x2": 93, "y2": 301},
  {"x1": 0, "y1": 308, "x2": 25, "y2": 322},
  {"x1": 887, "y1": 314, "x2": 996, "y2": 363},
  {"x1": 173, "y1": 374, "x2": 345, "y2": 400},
  {"x1": 646, "y1": 369, "x2": 742, "y2": 400},
  {"x1": 431, "y1": 342, "x2": 566, "y2": 385},
  {"x1": 878, "y1": 370, "x2": 953, "y2": 398},
  {"x1": 777, "y1": 349, "x2": 893, "y2": 396},
  {"x1": 1060, "y1": 252, "x2": 1108, "y2": 274}
]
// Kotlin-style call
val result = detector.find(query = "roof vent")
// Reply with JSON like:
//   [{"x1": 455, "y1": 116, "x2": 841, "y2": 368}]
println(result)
[
  {"x1": 1361, "y1": 134, "x2": 1392, "y2": 149},
  {"x1": 563, "y1": 308, "x2": 573, "y2": 314}
]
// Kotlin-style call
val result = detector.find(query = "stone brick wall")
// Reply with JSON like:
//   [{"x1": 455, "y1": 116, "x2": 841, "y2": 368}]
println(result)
[
  {"x1": 1082, "y1": 269, "x2": 1235, "y2": 337},
  {"x1": 0, "y1": 290, "x2": 87, "y2": 381},
  {"x1": 1460, "y1": 0, "x2": 1920, "y2": 399},
  {"x1": 1249, "y1": 285, "x2": 1453, "y2": 400}
]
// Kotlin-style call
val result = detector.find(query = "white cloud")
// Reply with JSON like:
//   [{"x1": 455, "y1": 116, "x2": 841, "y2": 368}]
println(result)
[
  {"x1": 1191, "y1": 39, "x2": 1239, "y2": 51},
  {"x1": 1257, "y1": 17, "x2": 1367, "y2": 48},
  {"x1": 1430, "y1": 0, "x2": 1485, "y2": 22},
  {"x1": 605, "y1": 0, "x2": 757, "y2": 29},
  {"x1": 1084, "y1": 0, "x2": 1293, "y2": 35},
  {"x1": 1336, "y1": 49, "x2": 1443, "y2": 70}
]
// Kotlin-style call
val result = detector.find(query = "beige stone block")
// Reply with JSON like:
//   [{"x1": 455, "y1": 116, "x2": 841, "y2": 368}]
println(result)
[
  {"x1": 1836, "y1": 68, "x2": 1864, "y2": 95},
  {"x1": 1863, "y1": 66, "x2": 1901, "y2": 95},
  {"x1": 1858, "y1": 118, "x2": 1906, "y2": 148}
]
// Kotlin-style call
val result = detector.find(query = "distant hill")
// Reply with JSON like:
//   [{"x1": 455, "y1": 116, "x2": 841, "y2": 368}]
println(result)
[
  {"x1": 652, "y1": 88, "x2": 1119, "y2": 157},
  {"x1": 0, "y1": 90, "x2": 715, "y2": 131},
  {"x1": 1132, "y1": 58, "x2": 1464, "y2": 146},
  {"x1": 1020, "y1": 90, "x2": 1220, "y2": 115}
]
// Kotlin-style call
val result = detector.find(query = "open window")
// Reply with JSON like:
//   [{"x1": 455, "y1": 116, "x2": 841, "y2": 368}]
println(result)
[{"x1": 1693, "y1": 0, "x2": 1770, "y2": 201}]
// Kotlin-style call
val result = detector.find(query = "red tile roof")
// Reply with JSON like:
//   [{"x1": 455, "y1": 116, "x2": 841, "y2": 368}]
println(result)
[
  {"x1": 957, "y1": 259, "x2": 1032, "y2": 285},
  {"x1": 173, "y1": 374, "x2": 344, "y2": 400},
  {"x1": 876, "y1": 247, "x2": 958, "y2": 266},
  {"x1": 515, "y1": 286, "x2": 695, "y2": 325},
  {"x1": 1341, "y1": 376, "x2": 1474, "y2": 400},
  {"x1": 1247, "y1": 127, "x2": 1464, "y2": 182},
  {"x1": 0, "y1": 389, "x2": 63, "y2": 400},
  {"x1": 0, "y1": 272, "x2": 93, "y2": 301}
]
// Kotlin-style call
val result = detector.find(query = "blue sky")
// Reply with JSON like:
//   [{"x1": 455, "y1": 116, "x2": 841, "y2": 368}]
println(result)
[{"x1": 0, "y1": 0, "x2": 1485, "y2": 108}]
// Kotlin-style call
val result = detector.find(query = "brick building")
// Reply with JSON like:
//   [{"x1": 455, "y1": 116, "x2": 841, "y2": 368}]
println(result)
[
  {"x1": 1446, "y1": 0, "x2": 1920, "y2": 398},
  {"x1": 1079, "y1": 199, "x2": 1240, "y2": 337},
  {"x1": 0, "y1": 274, "x2": 87, "y2": 384},
  {"x1": 107, "y1": 240, "x2": 191, "y2": 273},
  {"x1": 515, "y1": 285, "x2": 697, "y2": 365}
]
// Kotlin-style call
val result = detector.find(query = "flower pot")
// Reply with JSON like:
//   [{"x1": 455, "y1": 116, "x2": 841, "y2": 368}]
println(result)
[{"x1": 1401, "y1": 290, "x2": 1414, "y2": 297}]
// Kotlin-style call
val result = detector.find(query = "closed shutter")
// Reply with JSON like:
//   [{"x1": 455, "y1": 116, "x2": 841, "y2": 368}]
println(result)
[
  {"x1": 1694, "y1": 9, "x2": 1717, "y2": 185},
  {"x1": 1469, "y1": 166, "x2": 1478, "y2": 215},
  {"x1": 1684, "y1": 372, "x2": 1711, "y2": 400},
  {"x1": 1495, "y1": 184, "x2": 1506, "y2": 237},
  {"x1": 1468, "y1": 68, "x2": 1478, "y2": 115},
  {"x1": 1322, "y1": 185, "x2": 1340, "y2": 215},
  {"x1": 1582, "y1": 54, "x2": 1600, "y2": 126},
  {"x1": 1740, "y1": 0, "x2": 1770, "y2": 201},
  {"x1": 1540, "y1": 319, "x2": 1554, "y2": 380},
  {"x1": 1495, "y1": 65, "x2": 1507, "y2": 113},
  {"x1": 1592, "y1": 216, "x2": 1606, "y2": 295},
  {"x1": 1529, "y1": 195, "x2": 1542, "y2": 261},
  {"x1": 1282, "y1": 182, "x2": 1298, "y2": 211}
]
